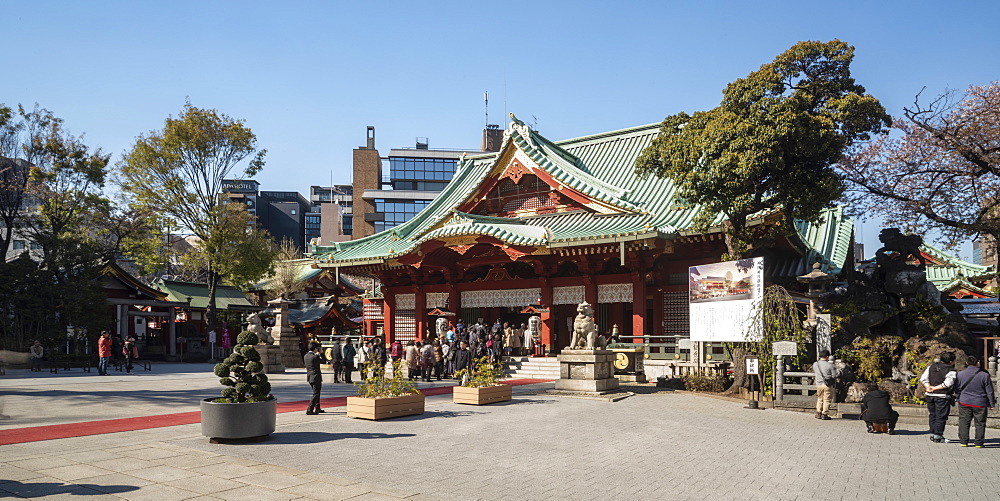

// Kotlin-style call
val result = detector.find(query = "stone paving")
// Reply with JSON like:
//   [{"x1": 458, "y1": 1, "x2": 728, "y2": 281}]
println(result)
[{"x1": 1, "y1": 365, "x2": 998, "y2": 500}]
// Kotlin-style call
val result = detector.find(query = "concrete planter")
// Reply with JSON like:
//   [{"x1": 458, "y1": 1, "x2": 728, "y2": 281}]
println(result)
[
  {"x1": 453, "y1": 384, "x2": 512, "y2": 405},
  {"x1": 200, "y1": 398, "x2": 276, "y2": 441},
  {"x1": 346, "y1": 393, "x2": 424, "y2": 420}
]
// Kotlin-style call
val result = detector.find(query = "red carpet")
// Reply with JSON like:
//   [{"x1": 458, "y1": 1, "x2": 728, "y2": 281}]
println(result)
[{"x1": 0, "y1": 379, "x2": 550, "y2": 446}]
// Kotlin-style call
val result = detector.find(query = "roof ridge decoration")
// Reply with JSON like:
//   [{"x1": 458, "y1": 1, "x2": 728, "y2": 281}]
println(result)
[{"x1": 457, "y1": 116, "x2": 642, "y2": 217}]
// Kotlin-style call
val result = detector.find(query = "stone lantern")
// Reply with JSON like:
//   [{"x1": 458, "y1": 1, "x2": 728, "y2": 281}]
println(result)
[{"x1": 797, "y1": 261, "x2": 834, "y2": 323}]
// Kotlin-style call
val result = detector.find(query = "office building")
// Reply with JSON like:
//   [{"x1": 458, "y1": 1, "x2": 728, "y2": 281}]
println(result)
[
  {"x1": 221, "y1": 180, "x2": 311, "y2": 250},
  {"x1": 350, "y1": 125, "x2": 501, "y2": 239}
]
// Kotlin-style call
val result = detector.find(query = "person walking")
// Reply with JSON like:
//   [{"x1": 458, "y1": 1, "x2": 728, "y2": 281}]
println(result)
[
  {"x1": 920, "y1": 351, "x2": 957, "y2": 443},
  {"x1": 123, "y1": 336, "x2": 138, "y2": 374},
  {"x1": 954, "y1": 355, "x2": 995, "y2": 448},
  {"x1": 813, "y1": 350, "x2": 838, "y2": 420},
  {"x1": 342, "y1": 337, "x2": 357, "y2": 384},
  {"x1": 97, "y1": 331, "x2": 113, "y2": 376},
  {"x1": 303, "y1": 341, "x2": 325, "y2": 415},
  {"x1": 405, "y1": 340, "x2": 420, "y2": 380},
  {"x1": 29, "y1": 340, "x2": 44, "y2": 372}
]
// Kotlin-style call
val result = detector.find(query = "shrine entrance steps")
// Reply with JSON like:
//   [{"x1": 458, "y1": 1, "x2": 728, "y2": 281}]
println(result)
[{"x1": 504, "y1": 357, "x2": 559, "y2": 380}]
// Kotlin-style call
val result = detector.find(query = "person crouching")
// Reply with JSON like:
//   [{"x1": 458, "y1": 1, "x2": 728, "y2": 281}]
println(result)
[{"x1": 860, "y1": 383, "x2": 898, "y2": 435}]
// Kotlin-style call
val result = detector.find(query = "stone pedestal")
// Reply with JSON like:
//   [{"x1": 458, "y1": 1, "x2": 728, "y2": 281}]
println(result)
[
  {"x1": 554, "y1": 349, "x2": 620, "y2": 393},
  {"x1": 254, "y1": 345, "x2": 285, "y2": 374},
  {"x1": 271, "y1": 326, "x2": 302, "y2": 369},
  {"x1": 268, "y1": 299, "x2": 303, "y2": 369}
]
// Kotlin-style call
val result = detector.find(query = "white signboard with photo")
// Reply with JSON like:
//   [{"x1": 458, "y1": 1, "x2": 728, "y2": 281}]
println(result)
[{"x1": 688, "y1": 257, "x2": 764, "y2": 342}]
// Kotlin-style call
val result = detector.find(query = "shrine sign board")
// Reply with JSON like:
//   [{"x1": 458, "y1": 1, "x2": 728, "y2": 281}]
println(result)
[
  {"x1": 688, "y1": 257, "x2": 764, "y2": 342},
  {"x1": 772, "y1": 341, "x2": 798, "y2": 357}
]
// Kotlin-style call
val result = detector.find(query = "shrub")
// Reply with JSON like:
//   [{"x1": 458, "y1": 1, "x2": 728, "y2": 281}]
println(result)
[
  {"x1": 682, "y1": 372, "x2": 727, "y2": 392},
  {"x1": 455, "y1": 356, "x2": 506, "y2": 388},
  {"x1": 356, "y1": 359, "x2": 419, "y2": 398},
  {"x1": 212, "y1": 330, "x2": 272, "y2": 403}
]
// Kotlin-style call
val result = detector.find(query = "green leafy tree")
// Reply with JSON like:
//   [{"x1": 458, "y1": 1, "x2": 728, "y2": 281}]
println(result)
[
  {"x1": 636, "y1": 39, "x2": 890, "y2": 259},
  {"x1": 0, "y1": 105, "x2": 111, "y2": 351},
  {"x1": 0, "y1": 104, "x2": 61, "y2": 257},
  {"x1": 118, "y1": 103, "x2": 273, "y2": 334}
]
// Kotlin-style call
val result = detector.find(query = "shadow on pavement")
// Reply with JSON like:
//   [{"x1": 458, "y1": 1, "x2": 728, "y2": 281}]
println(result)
[
  {"x1": 884, "y1": 430, "x2": 926, "y2": 436},
  {"x1": 265, "y1": 431, "x2": 417, "y2": 445},
  {"x1": 489, "y1": 398, "x2": 556, "y2": 407},
  {"x1": 393, "y1": 409, "x2": 486, "y2": 421},
  {"x1": 0, "y1": 479, "x2": 139, "y2": 497}
]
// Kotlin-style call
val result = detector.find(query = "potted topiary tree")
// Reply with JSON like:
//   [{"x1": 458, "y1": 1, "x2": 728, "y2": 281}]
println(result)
[
  {"x1": 200, "y1": 330, "x2": 276, "y2": 442},
  {"x1": 453, "y1": 356, "x2": 511, "y2": 405},
  {"x1": 346, "y1": 359, "x2": 424, "y2": 420}
]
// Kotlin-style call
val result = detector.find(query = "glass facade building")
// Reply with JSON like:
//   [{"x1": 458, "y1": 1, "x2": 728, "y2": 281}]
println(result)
[
  {"x1": 388, "y1": 157, "x2": 457, "y2": 191},
  {"x1": 373, "y1": 199, "x2": 431, "y2": 233}
]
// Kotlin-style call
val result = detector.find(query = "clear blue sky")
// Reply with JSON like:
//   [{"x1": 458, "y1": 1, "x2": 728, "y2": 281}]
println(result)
[{"x1": 5, "y1": 1, "x2": 999, "y2": 257}]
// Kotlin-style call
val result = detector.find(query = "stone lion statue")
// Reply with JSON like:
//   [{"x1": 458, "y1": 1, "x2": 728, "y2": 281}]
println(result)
[
  {"x1": 569, "y1": 302, "x2": 606, "y2": 350},
  {"x1": 247, "y1": 312, "x2": 274, "y2": 345},
  {"x1": 876, "y1": 228, "x2": 926, "y2": 269},
  {"x1": 435, "y1": 317, "x2": 449, "y2": 339}
]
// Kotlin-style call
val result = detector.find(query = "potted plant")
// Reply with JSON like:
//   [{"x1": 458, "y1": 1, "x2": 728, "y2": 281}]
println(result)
[
  {"x1": 200, "y1": 330, "x2": 276, "y2": 442},
  {"x1": 453, "y1": 356, "x2": 511, "y2": 405},
  {"x1": 347, "y1": 359, "x2": 424, "y2": 420}
]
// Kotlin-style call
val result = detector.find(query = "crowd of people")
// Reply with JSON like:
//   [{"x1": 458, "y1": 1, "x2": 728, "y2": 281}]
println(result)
[{"x1": 317, "y1": 319, "x2": 537, "y2": 384}]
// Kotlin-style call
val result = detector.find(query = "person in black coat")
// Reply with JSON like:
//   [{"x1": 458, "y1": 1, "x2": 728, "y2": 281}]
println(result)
[
  {"x1": 342, "y1": 337, "x2": 357, "y2": 384},
  {"x1": 304, "y1": 341, "x2": 325, "y2": 415},
  {"x1": 861, "y1": 385, "x2": 898, "y2": 434},
  {"x1": 453, "y1": 340, "x2": 472, "y2": 380},
  {"x1": 329, "y1": 337, "x2": 344, "y2": 383}
]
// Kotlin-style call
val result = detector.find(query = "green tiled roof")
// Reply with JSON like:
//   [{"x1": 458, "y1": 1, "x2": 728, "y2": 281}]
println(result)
[
  {"x1": 920, "y1": 242, "x2": 995, "y2": 290},
  {"x1": 936, "y1": 277, "x2": 996, "y2": 297},
  {"x1": 157, "y1": 280, "x2": 253, "y2": 310},
  {"x1": 313, "y1": 121, "x2": 852, "y2": 272}
]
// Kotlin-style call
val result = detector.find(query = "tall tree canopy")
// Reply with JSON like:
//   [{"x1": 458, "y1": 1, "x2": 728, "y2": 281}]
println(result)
[
  {"x1": 841, "y1": 82, "x2": 1000, "y2": 248},
  {"x1": 0, "y1": 104, "x2": 111, "y2": 351},
  {"x1": 118, "y1": 103, "x2": 273, "y2": 334},
  {"x1": 636, "y1": 40, "x2": 890, "y2": 258},
  {"x1": 0, "y1": 104, "x2": 62, "y2": 257}
]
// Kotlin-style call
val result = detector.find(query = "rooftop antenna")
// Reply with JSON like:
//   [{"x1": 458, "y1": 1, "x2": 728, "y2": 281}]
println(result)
[{"x1": 484, "y1": 91, "x2": 489, "y2": 128}]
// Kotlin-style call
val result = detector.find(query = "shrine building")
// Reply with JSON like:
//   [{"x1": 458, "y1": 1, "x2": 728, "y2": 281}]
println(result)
[{"x1": 310, "y1": 118, "x2": 854, "y2": 369}]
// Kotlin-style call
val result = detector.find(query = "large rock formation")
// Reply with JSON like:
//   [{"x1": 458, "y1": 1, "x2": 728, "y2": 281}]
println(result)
[{"x1": 820, "y1": 228, "x2": 972, "y2": 402}]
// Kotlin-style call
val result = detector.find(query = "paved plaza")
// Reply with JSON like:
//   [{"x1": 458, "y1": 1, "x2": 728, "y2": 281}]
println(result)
[{"x1": 1, "y1": 365, "x2": 998, "y2": 500}]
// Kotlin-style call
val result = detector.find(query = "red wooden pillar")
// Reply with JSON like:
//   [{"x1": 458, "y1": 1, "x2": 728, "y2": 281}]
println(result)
[
  {"x1": 632, "y1": 272, "x2": 646, "y2": 345},
  {"x1": 414, "y1": 286, "x2": 426, "y2": 341},
  {"x1": 540, "y1": 279, "x2": 554, "y2": 354},
  {"x1": 383, "y1": 290, "x2": 395, "y2": 345}
]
